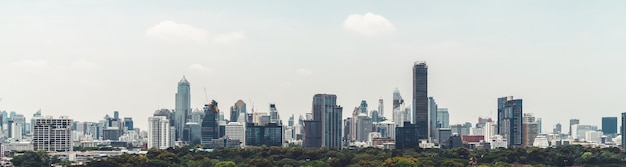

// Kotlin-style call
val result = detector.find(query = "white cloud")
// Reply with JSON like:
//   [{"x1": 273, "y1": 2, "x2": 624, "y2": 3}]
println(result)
[
  {"x1": 189, "y1": 64, "x2": 213, "y2": 72},
  {"x1": 213, "y1": 31, "x2": 246, "y2": 44},
  {"x1": 71, "y1": 59, "x2": 98, "y2": 70},
  {"x1": 342, "y1": 13, "x2": 396, "y2": 37},
  {"x1": 9, "y1": 59, "x2": 48, "y2": 69},
  {"x1": 296, "y1": 68, "x2": 312, "y2": 75},
  {"x1": 145, "y1": 20, "x2": 209, "y2": 43}
]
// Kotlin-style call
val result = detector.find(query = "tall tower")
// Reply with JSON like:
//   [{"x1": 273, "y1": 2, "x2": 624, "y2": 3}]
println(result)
[
  {"x1": 230, "y1": 100, "x2": 246, "y2": 123},
  {"x1": 428, "y1": 97, "x2": 437, "y2": 142},
  {"x1": 175, "y1": 76, "x2": 191, "y2": 141},
  {"x1": 497, "y1": 96, "x2": 523, "y2": 148},
  {"x1": 412, "y1": 62, "x2": 428, "y2": 140},
  {"x1": 378, "y1": 99, "x2": 384, "y2": 119},
  {"x1": 569, "y1": 119, "x2": 580, "y2": 136},
  {"x1": 392, "y1": 88, "x2": 406, "y2": 126},
  {"x1": 621, "y1": 112, "x2": 626, "y2": 149},
  {"x1": 304, "y1": 94, "x2": 342, "y2": 149},
  {"x1": 201, "y1": 100, "x2": 219, "y2": 146}
]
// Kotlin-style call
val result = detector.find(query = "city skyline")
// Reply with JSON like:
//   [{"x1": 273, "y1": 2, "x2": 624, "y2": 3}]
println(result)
[{"x1": 2, "y1": 1, "x2": 626, "y2": 132}]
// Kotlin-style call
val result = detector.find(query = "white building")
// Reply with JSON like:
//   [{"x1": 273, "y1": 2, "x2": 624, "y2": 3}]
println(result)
[
  {"x1": 12, "y1": 123, "x2": 23, "y2": 140},
  {"x1": 490, "y1": 135, "x2": 508, "y2": 149},
  {"x1": 533, "y1": 136, "x2": 550, "y2": 148},
  {"x1": 585, "y1": 131, "x2": 602, "y2": 143},
  {"x1": 483, "y1": 122, "x2": 497, "y2": 142},
  {"x1": 148, "y1": 116, "x2": 174, "y2": 149},
  {"x1": 224, "y1": 122, "x2": 245, "y2": 146},
  {"x1": 572, "y1": 124, "x2": 598, "y2": 140},
  {"x1": 33, "y1": 116, "x2": 73, "y2": 152},
  {"x1": 376, "y1": 120, "x2": 396, "y2": 139}
]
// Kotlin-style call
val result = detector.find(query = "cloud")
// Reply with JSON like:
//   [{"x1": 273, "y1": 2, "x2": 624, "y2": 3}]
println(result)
[
  {"x1": 189, "y1": 64, "x2": 213, "y2": 72},
  {"x1": 296, "y1": 68, "x2": 312, "y2": 75},
  {"x1": 213, "y1": 31, "x2": 246, "y2": 44},
  {"x1": 145, "y1": 20, "x2": 209, "y2": 43},
  {"x1": 9, "y1": 59, "x2": 48, "y2": 69},
  {"x1": 342, "y1": 13, "x2": 396, "y2": 36},
  {"x1": 71, "y1": 59, "x2": 98, "y2": 70}
]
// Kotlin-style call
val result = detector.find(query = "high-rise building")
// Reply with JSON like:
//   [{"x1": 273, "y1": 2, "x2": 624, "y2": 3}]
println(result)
[
  {"x1": 371, "y1": 110, "x2": 380, "y2": 123},
  {"x1": 378, "y1": 99, "x2": 384, "y2": 119},
  {"x1": 191, "y1": 109, "x2": 204, "y2": 124},
  {"x1": 359, "y1": 100, "x2": 368, "y2": 115},
  {"x1": 356, "y1": 114, "x2": 372, "y2": 142},
  {"x1": 392, "y1": 88, "x2": 408, "y2": 126},
  {"x1": 602, "y1": 117, "x2": 618, "y2": 136},
  {"x1": 230, "y1": 100, "x2": 247, "y2": 123},
  {"x1": 522, "y1": 113, "x2": 538, "y2": 147},
  {"x1": 175, "y1": 76, "x2": 191, "y2": 141},
  {"x1": 536, "y1": 118, "x2": 542, "y2": 134},
  {"x1": 497, "y1": 96, "x2": 523, "y2": 148},
  {"x1": 428, "y1": 97, "x2": 437, "y2": 142},
  {"x1": 621, "y1": 112, "x2": 626, "y2": 149},
  {"x1": 569, "y1": 119, "x2": 580, "y2": 136},
  {"x1": 33, "y1": 116, "x2": 72, "y2": 152},
  {"x1": 148, "y1": 116, "x2": 174, "y2": 149},
  {"x1": 395, "y1": 122, "x2": 420, "y2": 149},
  {"x1": 412, "y1": 62, "x2": 428, "y2": 140},
  {"x1": 304, "y1": 94, "x2": 342, "y2": 149},
  {"x1": 183, "y1": 122, "x2": 201, "y2": 145},
  {"x1": 554, "y1": 123, "x2": 562, "y2": 134},
  {"x1": 224, "y1": 122, "x2": 245, "y2": 146},
  {"x1": 269, "y1": 103, "x2": 280, "y2": 124},
  {"x1": 437, "y1": 108, "x2": 449, "y2": 128},
  {"x1": 245, "y1": 123, "x2": 282, "y2": 146},
  {"x1": 201, "y1": 101, "x2": 219, "y2": 146},
  {"x1": 124, "y1": 117, "x2": 133, "y2": 131}
]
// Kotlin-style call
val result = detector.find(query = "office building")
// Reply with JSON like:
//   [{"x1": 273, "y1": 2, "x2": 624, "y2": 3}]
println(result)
[
  {"x1": 356, "y1": 114, "x2": 372, "y2": 142},
  {"x1": 191, "y1": 109, "x2": 204, "y2": 124},
  {"x1": 245, "y1": 123, "x2": 282, "y2": 146},
  {"x1": 413, "y1": 62, "x2": 428, "y2": 140},
  {"x1": 230, "y1": 100, "x2": 246, "y2": 123},
  {"x1": 621, "y1": 112, "x2": 626, "y2": 148},
  {"x1": 522, "y1": 113, "x2": 538, "y2": 147},
  {"x1": 224, "y1": 122, "x2": 245, "y2": 146},
  {"x1": 201, "y1": 101, "x2": 219, "y2": 146},
  {"x1": 554, "y1": 123, "x2": 562, "y2": 134},
  {"x1": 123, "y1": 117, "x2": 133, "y2": 131},
  {"x1": 428, "y1": 97, "x2": 437, "y2": 142},
  {"x1": 175, "y1": 76, "x2": 191, "y2": 141},
  {"x1": 569, "y1": 119, "x2": 580, "y2": 136},
  {"x1": 602, "y1": 117, "x2": 618, "y2": 137},
  {"x1": 269, "y1": 103, "x2": 280, "y2": 124},
  {"x1": 497, "y1": 96, "x2": 523, "y2": 148},
  {"x1": 376, "y1": 120, "x2": 396, "y2": 139},
  {"x1": 33, "y1": 116, "x2": 72, "y2": 152},
  {"x1": 183, "y1": 122, "x2": 201, "y2": 145},
  {"x1": 396, "y1": 122, "x2": 420, "y2": 149},
  {"x1": 304, "y1": 94, "x2": 342, "y2": 149},
  {"x1": 536, "y1": 118, "x2": 542, "y2": 134},
  {"x1": 437, "y1": 108, "x2": 449, "y2": 128},
  {"x1": 148, "y1": 116, "x2": 174, "y2": 149},
  {"x1": 378, "y1": 99, "x2": 384, "y2": 119}
]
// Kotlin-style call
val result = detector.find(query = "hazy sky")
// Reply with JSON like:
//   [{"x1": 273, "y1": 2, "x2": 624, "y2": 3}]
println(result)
[{"x1": 1, "y1": 1, "x2": 626, "y2": 132}]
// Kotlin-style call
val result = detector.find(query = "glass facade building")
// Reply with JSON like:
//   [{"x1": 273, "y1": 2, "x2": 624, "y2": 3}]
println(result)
[
  {"x1": 602, "y1": 117, "x2": 618, "y2": 136},
  {"x1": 412, "y1": 62, "x2": 428, "y2": 140},
  {"x1": 497, "y1": 96, "x2": 523, "y2": 148},
  {"x1": 201, "y1": 101, "x2": 219, "y2": 146},
  {"x1": 245, "y1": 123, "x2": 283, "y2": 146},
  {"x1": 175, "y1": 76, "x2": 191, "y2": 141}
]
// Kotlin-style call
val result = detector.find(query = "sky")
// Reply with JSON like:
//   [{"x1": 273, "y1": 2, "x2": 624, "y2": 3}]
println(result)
[{"x1": 1, "y1": 0, "x2": 626, "y2": 132}]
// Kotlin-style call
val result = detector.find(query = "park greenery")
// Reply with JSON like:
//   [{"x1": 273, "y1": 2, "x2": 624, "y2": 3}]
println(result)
[{"x1": 10, "y1": 145, "x2": 626, "y2": 167}]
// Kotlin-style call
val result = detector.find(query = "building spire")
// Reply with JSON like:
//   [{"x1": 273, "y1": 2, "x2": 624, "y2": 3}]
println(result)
[{"x1": 178, "y1": 75, "x2": 190, "y2": 85}]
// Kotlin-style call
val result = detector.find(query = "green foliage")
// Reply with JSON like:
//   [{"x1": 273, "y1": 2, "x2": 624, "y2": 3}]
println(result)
[
  {"x1": 381, "y1": 157, "x2": 419, "y2": 167},
  {"x1": 11, "y1": 151, "x2": 51, "y2": 167},
  {"x1": 78, "y1": 145, "x2": 626, "y2": 167},
  {"x1": 215, "y1": 161, "x2": 236, "y2": 167}
]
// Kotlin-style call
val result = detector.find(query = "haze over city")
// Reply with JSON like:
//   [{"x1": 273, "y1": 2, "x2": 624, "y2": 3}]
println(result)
[{"x1": 2, "y1": 0, "x2": 626, "y2": 132}]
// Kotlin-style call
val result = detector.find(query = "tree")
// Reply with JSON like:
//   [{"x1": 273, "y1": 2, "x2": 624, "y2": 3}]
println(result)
[
  {"x1": 245, "y1": 158, "x2": 272, "y2": 167},
  {"x1": 215, "y1": 161, "x2": 236, "y2": 167},
  {"x1": 381, "y1": 157, "x2": 419, "y2": 167},
  {"x1": 11, "y1": 151, "x2": 51, "y2": 167}
]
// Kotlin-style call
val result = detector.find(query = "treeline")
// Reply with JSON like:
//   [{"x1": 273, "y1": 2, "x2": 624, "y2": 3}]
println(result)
[{"x1": 12, "y1": 145, "x2": 626, "y2": 167}]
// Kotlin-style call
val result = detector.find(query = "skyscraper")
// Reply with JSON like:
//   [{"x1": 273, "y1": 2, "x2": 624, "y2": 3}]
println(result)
[
  {"x1": 412, "y1": 62, "x2": 428, "y2": 140},
  {"x1": 602, "y1": 117, "x2": 618, "y2": 136},
  {"x1": 392, "y1": 88, "x2": 407, "y2": 126},
  {"x1": 554, "y1": 123, "x2": 562, "y2": 134},
  {"x1": 522, "y1": 113, "x2": 538, "y2": 147},
  {"x1": 497, "y1": 96, "x2": 523, "y2": 148},
  {"x1": 621, "y1": 112, "x2": 626, "y2": 149},
  {"x1": 201, "y1": 101, "x2": 219, "y2": 146},
  {"x1": 428, "y1": 97, "x2": 438, "y2": 142},
  {"x1": 123, "y1": 117, "x2": 133, "y2": 131},
  {"x1": 230, "y1": 100, "x2": 246, "y2": 123},
  {"x1": 269, "y1": 103, "x2": 280, "y2": 124},
  {"x1": 33, "y1": 116, "x2": 72, "y2": 152},
  {"x1": 175, "y1": 76, "x2": 191, "y2": 141},
  {"x1": 378, "y1": 99, "x2": 384, "y2": 119},
  {"x1": 359, "y1": 100, "x2": 368, "y2": 115},
  {"x1": 569, "y1": 119, "x2": 580, "y2": 136},
  {"x1": 437, "y1": 108, "x2": 450, "y2": 128},
  {"x1": 304, "y1": 94, "x2": 342, "y2": 149},
  {"x1": 148, "y1": 116, "x2": 174, "y2": 149}
]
